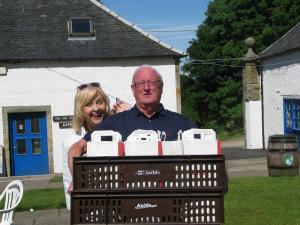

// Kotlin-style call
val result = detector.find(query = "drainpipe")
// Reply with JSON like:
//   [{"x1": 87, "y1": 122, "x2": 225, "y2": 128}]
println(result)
[
  {"x1": 0, "y1": 145, "x2": 7, "y2": 177},
  {"x1": 258, "y1": 62, "x2": 266, "y2": 149}
]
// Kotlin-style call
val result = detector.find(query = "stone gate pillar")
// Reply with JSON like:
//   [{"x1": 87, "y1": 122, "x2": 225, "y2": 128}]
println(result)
[{"x1": 242, "y1": 37, "x2": 263, "y2": 149}]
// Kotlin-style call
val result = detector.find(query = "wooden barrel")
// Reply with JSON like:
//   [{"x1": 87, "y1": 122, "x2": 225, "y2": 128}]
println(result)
[{"x1": 267, "y1": 134, "x2": 299, "y2": 176}]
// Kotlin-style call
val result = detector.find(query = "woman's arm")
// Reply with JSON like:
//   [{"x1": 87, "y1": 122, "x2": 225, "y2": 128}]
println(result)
[{"x1": 68, "y1": 138, "x2": 87, "y2": 175}]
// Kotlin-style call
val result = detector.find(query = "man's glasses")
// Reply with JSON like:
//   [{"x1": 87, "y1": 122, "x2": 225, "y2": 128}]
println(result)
[
  {"x1": 77, "y1": 82, "x2": 100, "y2": 91},
  {"x1": 132, "y1": 80, "x2": 162, "y2": 89}
]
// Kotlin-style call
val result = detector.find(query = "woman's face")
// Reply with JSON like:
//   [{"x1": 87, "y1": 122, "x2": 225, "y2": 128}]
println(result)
[{"x1": 82, "y1": 93, "x2": 106, "y2": 129}]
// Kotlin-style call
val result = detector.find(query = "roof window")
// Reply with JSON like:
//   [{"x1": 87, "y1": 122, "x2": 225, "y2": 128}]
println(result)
[{"x1": 68, "y1": 18, "x2": 95, "y2": 37}]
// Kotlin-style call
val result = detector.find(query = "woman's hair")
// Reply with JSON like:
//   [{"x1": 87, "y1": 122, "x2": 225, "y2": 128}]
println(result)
[{"x1": 73, "y1": 85, "x2": 111, "y2": 133}]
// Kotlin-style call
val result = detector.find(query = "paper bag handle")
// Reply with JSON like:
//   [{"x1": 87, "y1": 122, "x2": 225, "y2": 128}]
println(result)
[
  {"x1": 127, "y1": 129, "x2": 159, "y2": 141},
  {"x1": 91, "y1": 130, "x2": 122, "y2": 142},
  {"x1": 182, "y1": 129, "x2": 216, "y2": 141}
]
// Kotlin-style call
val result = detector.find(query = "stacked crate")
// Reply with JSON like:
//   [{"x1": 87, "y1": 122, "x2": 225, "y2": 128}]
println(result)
[{"x1": 71, "y1": 155, "x2": 227, "y2": 225}]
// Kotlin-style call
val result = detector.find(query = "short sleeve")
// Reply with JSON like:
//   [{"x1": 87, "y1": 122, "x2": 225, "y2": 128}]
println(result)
[{"x1": 83, "y1": 131, "x2": 92, "y2": 142}]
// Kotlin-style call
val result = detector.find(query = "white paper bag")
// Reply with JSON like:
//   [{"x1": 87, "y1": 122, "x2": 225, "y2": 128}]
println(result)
[
  {"x1": 162, "y1": 140, "x2": 183, "y2": 155},
  {"x1": 182, "y1": 129, "x2": 221, "y2": 155},
  {"x1": 182, "y1": 128, "x2": 216, "y2": 141},
  {"x1": 87, "y1": 130, "x2": 124, "y2": 156},
  {"x1": 125, "y1": 130, "x2": 162, "y2": 156}
]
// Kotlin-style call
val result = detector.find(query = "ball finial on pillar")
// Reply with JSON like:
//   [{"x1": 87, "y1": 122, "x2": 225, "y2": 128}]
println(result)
[
  {"x1": 243, "y1": 37, "x2": 258, "y2": 60},
  {"x1": 245, "y1": 37, "x2": 255, "y2": 48}
]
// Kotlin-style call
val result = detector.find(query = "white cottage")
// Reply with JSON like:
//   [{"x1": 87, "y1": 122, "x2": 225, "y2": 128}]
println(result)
[
  {"x1": 0, "y1": 0, "x2": 184, "y2": 176},
  {"x1": 260, "y1": 22, "x2": 300, "y2": 148}
]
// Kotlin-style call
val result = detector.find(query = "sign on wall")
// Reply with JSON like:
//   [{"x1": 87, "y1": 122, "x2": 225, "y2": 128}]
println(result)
[
  {"x1": 53, "y1": 115, "x2": 73, "y2": 122},
  {"x1": 59, "y1": 122, "x2": 73, "y2": 129},
  {"x1": 53, "y1": 115, "x2": 73, "y2": 129}
]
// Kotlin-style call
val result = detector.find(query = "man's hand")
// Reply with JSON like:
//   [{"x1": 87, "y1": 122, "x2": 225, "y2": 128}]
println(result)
[
  {"x1": 67, "y1": 181, "x2": 73, "y2": 193},
  {"x1": 68, "y1": 138, "x2": 87, "y2": 175},
  {"x1": 112, "y1": 101, "x2": 131, "y2": 113}
]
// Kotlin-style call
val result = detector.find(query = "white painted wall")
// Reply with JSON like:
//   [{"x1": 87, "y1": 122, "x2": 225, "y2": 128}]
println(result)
[
  {"x1": 0, "y1": 58, "x2": 178, "y2": 173},
  {"x1": 245, "y1": 101, "x2": 263, "y2": 149},
  {"x1": 262, "y1": 51, "x2": 300, "y2": 147}
]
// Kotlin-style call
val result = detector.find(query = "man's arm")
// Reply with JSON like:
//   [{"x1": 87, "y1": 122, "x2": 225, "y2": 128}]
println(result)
[{"x1": 68, "y1": 138, "x2": 87, "y2": 175}]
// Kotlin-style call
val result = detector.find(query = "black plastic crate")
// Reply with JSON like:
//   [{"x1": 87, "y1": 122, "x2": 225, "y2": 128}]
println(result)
[
  {"x1": 71, "y1": 192, "x2": 224, "y2": 225},
  {"x1": 73, "y1": 155, "x2": 226, "y2": 193}
]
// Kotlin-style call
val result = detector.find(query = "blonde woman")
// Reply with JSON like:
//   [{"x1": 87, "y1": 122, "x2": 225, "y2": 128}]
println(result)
[{"x1": 62, "y1": 83, "x2": 129, "y2": 209}]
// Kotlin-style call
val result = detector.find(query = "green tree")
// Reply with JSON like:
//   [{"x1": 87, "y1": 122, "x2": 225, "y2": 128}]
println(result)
[{"x1": 182, "y1": 0, "x2": 300, "y2": 134}]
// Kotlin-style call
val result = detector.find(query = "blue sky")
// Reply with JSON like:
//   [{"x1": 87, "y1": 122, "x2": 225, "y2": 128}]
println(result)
[{"x1": 101, "y1": 0, "x2": 210, "y2": 53}]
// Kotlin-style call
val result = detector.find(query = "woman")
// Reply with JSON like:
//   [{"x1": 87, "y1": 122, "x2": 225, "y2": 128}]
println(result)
[{"x1": 62, "y1": 83, "x2": 129, "y2": 209}]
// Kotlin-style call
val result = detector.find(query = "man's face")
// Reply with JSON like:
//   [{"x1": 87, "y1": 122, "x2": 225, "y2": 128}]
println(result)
[{"x1": 131, "y1": 67, "x2": 163, "y2": 109}]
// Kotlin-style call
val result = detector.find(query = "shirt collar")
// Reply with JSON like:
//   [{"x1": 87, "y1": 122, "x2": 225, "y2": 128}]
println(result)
[{"x1": 132, "y1": 104, "x2": 166, "y2": 117}]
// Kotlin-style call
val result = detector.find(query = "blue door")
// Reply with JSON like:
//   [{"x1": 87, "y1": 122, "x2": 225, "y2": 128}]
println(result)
[
  {"x1": 8, "y1": 112, "x2": 49, "y2": 176},
  {"x1": 283, "y1": 99, "x2": 300, "y2": 148}
]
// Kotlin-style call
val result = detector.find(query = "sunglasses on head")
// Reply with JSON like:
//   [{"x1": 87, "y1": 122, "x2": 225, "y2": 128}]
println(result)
[{"x1": 77, "y1": 82, "x2": 100, "y2": 91}]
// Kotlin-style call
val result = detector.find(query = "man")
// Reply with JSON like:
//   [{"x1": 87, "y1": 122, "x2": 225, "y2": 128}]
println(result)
[{"x1": 68, "y1": 65, "x2": 196, "y2": 172}]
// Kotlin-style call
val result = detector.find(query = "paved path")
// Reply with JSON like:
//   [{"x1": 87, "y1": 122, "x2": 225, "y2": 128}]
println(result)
[
  {"x1": 4, "y1": 137, "x2": 271, "y2": 225},
  {"x1": 0, "y1": 174, "x2": 63, "y2": 191},
  {"x1": 226, "y1": 157, "x2": 267, "y2": 177},
  {"x1": 14, "y1": 208, "x2": 70, "y2": 225},
  {"x1": 222, "y1": 137, "x2": 268, "y2": 177}
]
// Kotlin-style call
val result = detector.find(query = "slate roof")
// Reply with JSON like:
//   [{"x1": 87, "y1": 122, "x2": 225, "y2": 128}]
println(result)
[
  {"x1": 259, "y1": 22, "x2": 300, "y2": 59},
  {"x1": 0, "y1": 0, "x2": 184, "y2": 61}
]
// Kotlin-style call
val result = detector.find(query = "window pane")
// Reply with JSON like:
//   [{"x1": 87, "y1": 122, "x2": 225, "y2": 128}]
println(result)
[
  {"x1": 285, "y1": 100, "x2": 293, "y2": 128},
  {"x1": 72, "y1": 19, "x2": 91, "y2": 34},
  {"x1": 294, "y1": 100, "x2": 300, "y2": 129},
  {"x1": 17, "y1": 139, "x2": 26, "y2": 154},
  {"x1": 32, "y1": 138, "x2": 42, "y2": 154},
  {"x1": 31, "y1": 118, "x2": 40, "y2": 133},
  {"x1": 16, "y1": 119, "x2": 26, "y2": 134}
]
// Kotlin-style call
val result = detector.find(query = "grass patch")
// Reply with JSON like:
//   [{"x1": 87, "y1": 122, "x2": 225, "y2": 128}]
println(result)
[
  {"x1": 17, "y1": 188, "x2": 65, "y2": 211},
  {"x1": 217, "y1": 130, "x2": 244, "y2": 140},
  {"x1": 225, "y1": 176, "x2": 300, "y2": 225},
  {"x1": 50, "y1": 175, "x2": 63, "y2": 183},
  {"x1": 15, "y1": 176, "x2": 300, "y2": 225}
]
